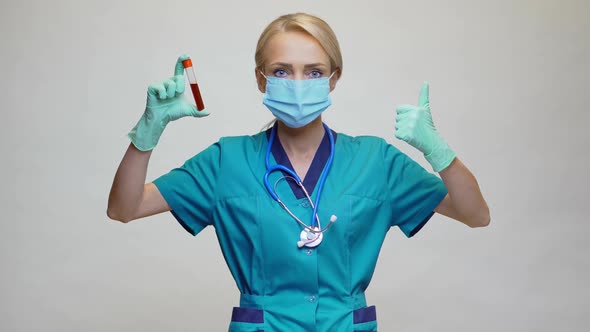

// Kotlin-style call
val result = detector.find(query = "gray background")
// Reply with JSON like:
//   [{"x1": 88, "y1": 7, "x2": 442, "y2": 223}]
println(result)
[{"x1": 1, "y1": 0, "x2": 588, "y2": 331}]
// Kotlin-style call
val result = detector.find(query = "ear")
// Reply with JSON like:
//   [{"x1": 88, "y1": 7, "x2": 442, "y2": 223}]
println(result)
[
  {"x1": 329, "y1": 68, "x2": 341, "y2": 92},
  {"x1": 255, "y1": 68, "x2": 266, "y2": 93}
]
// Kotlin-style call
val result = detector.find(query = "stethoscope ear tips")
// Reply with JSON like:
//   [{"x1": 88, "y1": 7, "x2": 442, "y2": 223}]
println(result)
[{"x1": 330, "y1": 215, "x2": 337, "y2": 222}]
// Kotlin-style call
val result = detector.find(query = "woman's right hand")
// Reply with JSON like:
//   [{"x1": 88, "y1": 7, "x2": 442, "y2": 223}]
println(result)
[
  {"x1": 147, "y1": 54, "x2": 209, "y2": 121},
  {"x1": 128, "y1": 55, "x2": 209, "y2": 151}
]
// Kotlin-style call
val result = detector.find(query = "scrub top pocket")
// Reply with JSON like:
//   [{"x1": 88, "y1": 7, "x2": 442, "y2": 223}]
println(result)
[
  {"x1": 353, "y1": 305, "x2": 378, "y2": 331},
  {"x1": 228, "y1": 307, "x2": 265, "y2": 332}
]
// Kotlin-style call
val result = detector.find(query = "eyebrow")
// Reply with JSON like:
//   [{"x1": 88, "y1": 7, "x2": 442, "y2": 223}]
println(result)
[{"x1": 269, "y1": 62, "x2": 328, "y2": 68}]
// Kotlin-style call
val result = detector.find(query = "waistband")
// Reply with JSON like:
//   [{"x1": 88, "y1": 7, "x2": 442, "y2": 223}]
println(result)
[{"x1": 239, "y1": 292, "x2": 367, "y2": 311}]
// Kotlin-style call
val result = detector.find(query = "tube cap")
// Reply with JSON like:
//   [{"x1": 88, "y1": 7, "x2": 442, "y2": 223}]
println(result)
[{"x1": 182, "y1": 58, "x2": 193, "y2": 68}]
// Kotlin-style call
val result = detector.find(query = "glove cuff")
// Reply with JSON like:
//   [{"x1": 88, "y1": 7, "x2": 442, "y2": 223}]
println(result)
[
  {"x1": 127, "y1": 112, "x2": 166, "y2": 152},
  {"x1": 424, "y1": 141, "x2": 457, "y2": 172}
]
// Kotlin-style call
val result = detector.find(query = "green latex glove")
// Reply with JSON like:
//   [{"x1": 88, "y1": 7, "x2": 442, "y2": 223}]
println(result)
[
  {"x1": 128, "y1": 54, "x2": 209, "y2": 151},
  {"x1": 395, "y1": 82, "x2": 456, "y2": 172}
]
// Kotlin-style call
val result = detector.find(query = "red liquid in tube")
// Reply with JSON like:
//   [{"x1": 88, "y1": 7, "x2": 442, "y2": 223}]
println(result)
[{"x1": 190, "y1": 83, "x2": 205, "y2": 111}]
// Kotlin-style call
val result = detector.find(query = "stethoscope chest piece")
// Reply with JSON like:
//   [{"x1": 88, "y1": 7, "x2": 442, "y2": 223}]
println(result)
[{"x1": 298, "y1": 227, "x2": 323, "y2": 248}]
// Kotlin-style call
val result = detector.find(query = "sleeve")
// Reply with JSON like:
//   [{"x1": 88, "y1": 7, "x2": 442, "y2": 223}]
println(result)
[
  {"x1": 152, "y1": 143, "x2": 221, "y2": 236},
  {"x1": 382, "y1": 142, "x2": 448, "y2": 238}
]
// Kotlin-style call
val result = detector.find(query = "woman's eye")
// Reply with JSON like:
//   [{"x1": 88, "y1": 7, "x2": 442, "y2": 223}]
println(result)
[
  {"x1": 308, "y1": 70, "x2": 323, "y2": 79},
  {"x1": 273, "y1": 69, "x2": 288, "y2": 78}
]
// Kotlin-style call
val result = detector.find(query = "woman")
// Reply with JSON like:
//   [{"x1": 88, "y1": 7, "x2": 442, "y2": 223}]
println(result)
[{"x1": 108, "y1": 12, "x2": 489, "y2": 331}]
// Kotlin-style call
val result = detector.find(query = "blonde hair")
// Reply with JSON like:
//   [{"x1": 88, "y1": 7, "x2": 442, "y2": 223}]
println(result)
[{"x1": 255, "y1": 13, "x2": 343, "y2": 76}]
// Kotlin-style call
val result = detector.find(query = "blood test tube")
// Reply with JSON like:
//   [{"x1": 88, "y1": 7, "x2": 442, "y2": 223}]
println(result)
[{"x1": 181, "y1": 58, "x2": 205, "y2": 111}]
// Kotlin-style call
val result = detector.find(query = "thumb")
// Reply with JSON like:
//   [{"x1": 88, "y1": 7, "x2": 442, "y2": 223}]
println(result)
[
  {"x1": 192, "y1": 106, "x2": 210, "y2": 118},
  {"x1": 418, "y1": 81, "x2": 430, "y2": 108}
]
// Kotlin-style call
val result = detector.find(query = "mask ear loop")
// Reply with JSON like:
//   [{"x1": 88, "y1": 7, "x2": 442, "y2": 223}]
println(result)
[{"x1": 259, "y1": 70, "x2": 269, "y2": 92}]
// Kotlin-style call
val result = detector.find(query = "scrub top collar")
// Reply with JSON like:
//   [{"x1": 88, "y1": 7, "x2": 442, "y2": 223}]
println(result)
[{"x1": 265, "y1": 122, "x2": 338, "y2": 200}]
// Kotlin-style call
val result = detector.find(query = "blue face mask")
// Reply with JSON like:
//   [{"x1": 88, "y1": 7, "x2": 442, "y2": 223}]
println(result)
[{"x1": 261, "y1": 72, "x2": 334, "y2": 128}]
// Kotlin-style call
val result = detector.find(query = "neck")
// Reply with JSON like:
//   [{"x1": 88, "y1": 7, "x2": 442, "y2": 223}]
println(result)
[{"x1": 276, "y1": 117, "x2": 325, "y2": 156}]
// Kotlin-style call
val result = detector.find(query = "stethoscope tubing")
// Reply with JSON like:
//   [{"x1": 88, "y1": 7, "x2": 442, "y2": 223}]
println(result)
[{"x1": 264, "y1": 123, "x2": 335, "y2": 229}]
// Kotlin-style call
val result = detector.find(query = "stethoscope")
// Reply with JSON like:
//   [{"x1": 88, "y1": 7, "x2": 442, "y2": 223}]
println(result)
[{"x1": 263, "y1": 123, "x2": 337, "y2": 248}]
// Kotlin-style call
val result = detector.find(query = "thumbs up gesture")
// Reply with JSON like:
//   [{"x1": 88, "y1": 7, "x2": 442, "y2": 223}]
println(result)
[{"x1": 395, "y1": 82, "x2": 456, "y2": 172}]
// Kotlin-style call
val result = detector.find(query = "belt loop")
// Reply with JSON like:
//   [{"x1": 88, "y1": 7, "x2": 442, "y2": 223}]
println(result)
[
  {"x1": 240, "y1": 293, "x2": 265, "y2": 309},
  {"x1": 352, "y1": 293, "x2": 367, "y2": 309}
]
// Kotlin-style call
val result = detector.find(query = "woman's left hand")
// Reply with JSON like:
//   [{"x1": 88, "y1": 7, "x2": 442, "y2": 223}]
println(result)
[{"x1": 394, "y1": 82, "x2": 456, "y2": 172}]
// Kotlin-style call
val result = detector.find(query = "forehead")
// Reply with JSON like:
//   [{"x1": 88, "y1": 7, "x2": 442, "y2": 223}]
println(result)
[{"x1": 263, "y1": 31, "x2": 330, "y2": 66}]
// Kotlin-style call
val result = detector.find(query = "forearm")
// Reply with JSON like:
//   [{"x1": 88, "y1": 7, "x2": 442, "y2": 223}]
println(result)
[
  {"x1": 107, "y1": 143, "x2": 152, "y2": 222},
  {"x1": 438, "y1": 157, "x2": 490, "y2": 227}
]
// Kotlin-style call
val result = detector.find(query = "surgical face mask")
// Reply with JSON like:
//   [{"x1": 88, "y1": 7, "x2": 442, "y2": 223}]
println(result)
[{"x1": 261, "y1": 72, "x2": 334, "y2": 128}]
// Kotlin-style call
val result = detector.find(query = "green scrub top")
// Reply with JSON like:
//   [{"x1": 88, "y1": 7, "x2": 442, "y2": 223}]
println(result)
[{"x1": 153, "y1": 125, "x2": 447, "y2": 332}]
